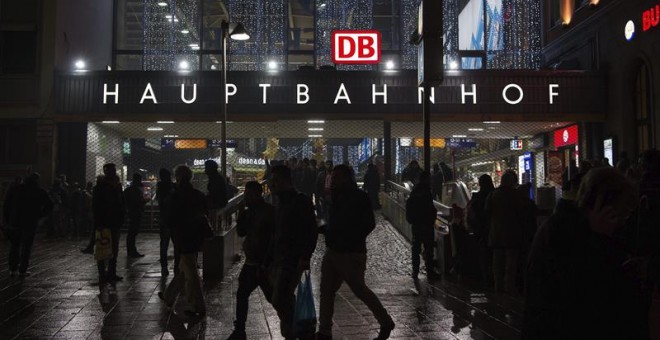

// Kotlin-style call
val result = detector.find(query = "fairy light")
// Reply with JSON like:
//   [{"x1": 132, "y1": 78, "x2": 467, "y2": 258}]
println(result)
[{"x1": 144, "y1": 0, "x2": 199, "y2": 70}]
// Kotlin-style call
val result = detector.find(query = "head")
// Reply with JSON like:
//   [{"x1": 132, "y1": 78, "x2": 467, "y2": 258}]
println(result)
[
  {"x1": 579, "y1": 160, "x2": 592, "y2": 175},
  {"x1": 132, "y1": 173, "x2": 143, "y2": 186},
  {"x1": 244, "y1": 181, "x2": 264, "y2": 207},
  {"x1": 103, "y1": 163, "x2": 117, "y2": 178},
  {"x1": 478, "y1": 174, "x2": 494, "y2": 192},
  {"x1": 269, "y1": 164, "x2": 293, "y2": 194},
  {"x1": 303, "y1": 158, "x2": 310, "y2": 166},
  {"x1": 577, "y1": 167, "x2": 637, "y2": 236},
  {"x1": 410, "y1": 160, "x2": 420, "y2": 169},
  {"x1": 500, "y1": 170, "x2": 518, "y2": 189},
  {"x1": 174, "y1": 165, "x2": 193, "y2": 185},
  {"x1": 204, "y1": 160, "x2": 219, "y2": 175},
  {"x1": 25, "y1": 173, "x2": 40, "y2": 186},
  {"x1": 325, "y1": 160, "x2": 333, "y2": 170},
  {"x1": 331, "y1": 164, "x2": 356, "y2": 194},
  {"x1": 433, "y1": 163, "x2": 440, "y2": 174},
  {"x1": 367, "y1": 163, "x2": 376, "y2": 172},
  {"x1": 86, "y1": 181, "x2": 94, "y2": 191},
  {"x1": 603, "y1": 157, "x2": 610, "y2": 165},
  {"x1": 59, "y1": 174, "x2": 67, "y2": 183},
  {"x1": 417, "y1": 171, "x2": 431, "y2": 187},
  {"x1": 159, "y1": 168, "x2": 172, "y2": 182}
]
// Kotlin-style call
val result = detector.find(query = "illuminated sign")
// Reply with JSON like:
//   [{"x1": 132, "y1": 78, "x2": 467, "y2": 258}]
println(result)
[
  {"x1": 331, "y1": 30, "x2": 381, "y2": 64},
  {"x1": 237, "y1": 157, "x2": 266, "y2": 166},
  {"x1": 510, "y1": 139, "x2": 523, "y2": 150},
  {"x1": 414, "y1": 138, "x2": 446, "y2": 148},
  {"x1": 625, "y1": 20, "x2": 636, "y2": 41},
  {"x1": 642, "y1": 4, "x2": 660, "y2": 32},
  {"x1": 193, "y1": 158, "x2": 221, "y2": 167},
  {"x1": 553, "y1": 125, "x2": 579, "y2": 148},
  {"x1": 446, "y1": 138, "x2": 476, "y2": 148}
]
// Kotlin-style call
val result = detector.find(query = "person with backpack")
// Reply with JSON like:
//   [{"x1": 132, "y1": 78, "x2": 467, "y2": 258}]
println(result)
[
  {"x1": 406, "y1": 171, "x2": 441, "y2": 280},
  {"x1": 316, "y1": 164, "x2": 395, "y2": 340},
  {"x1": 465, "y1": 174, "x2": 495, "y2": 285}
]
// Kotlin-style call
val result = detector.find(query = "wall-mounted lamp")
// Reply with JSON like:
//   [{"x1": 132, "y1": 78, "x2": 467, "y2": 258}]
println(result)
[{"x1": 560, "y1": 0, "x2": 574, "y2": 26}]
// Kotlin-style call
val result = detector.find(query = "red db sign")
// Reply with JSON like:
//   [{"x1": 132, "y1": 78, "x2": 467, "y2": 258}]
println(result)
[{"x1": 332, "y1": 30, "x2": 381, "y2": 64}]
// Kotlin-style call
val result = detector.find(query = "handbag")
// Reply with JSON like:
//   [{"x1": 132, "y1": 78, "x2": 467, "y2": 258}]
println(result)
[
  {"x1": 94, "y1": 228, "x2": 113, "y2": 261},
  {"x1": 293, "y1": 271, "x2": 317, "y2": 338}
]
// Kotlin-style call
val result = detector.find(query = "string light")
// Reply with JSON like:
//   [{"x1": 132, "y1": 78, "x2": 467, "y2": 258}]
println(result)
[{"x1": 144, "y1": 0, "x2": 199, "y2": 70}]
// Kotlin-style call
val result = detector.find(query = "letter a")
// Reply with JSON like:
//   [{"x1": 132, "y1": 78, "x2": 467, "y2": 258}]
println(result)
[
  {"x1": 334, "y1": 83, "x2": 351, "y2": 104},
  {"x1": 140, "y1": 83, "x2": 157, "y2": 104}
]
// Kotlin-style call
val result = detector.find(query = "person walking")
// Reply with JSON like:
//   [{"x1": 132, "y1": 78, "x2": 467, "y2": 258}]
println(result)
[
  {"x1": 316, "y1": 164, "x2": 395, "y2": 340},
  {"x1": 227, "y1": 181, "x2": 276, "y2": 340},
  {"x1": 156, "y1": 168, "x2": 176, "y2": 276},
  {"x1": 485, "y1": 170, "x2": 522, "y2": 294},
  {"x1": 124, "y1": 173, "x2": 147, "y2": 258},
  {"x1": 3, "y1": 173, "x2": 53, "y2": 276},
  {"x1": 93, "y1": 163, "x2": 125, "y2": 283},
  {"x1": 159, "y1": 165, "x2": 208, "y2": 317},
  {"x1": 80, "y1": 181, "x2": 97, "y2": 254},
  {"x1": 204, "y1": 160, "x2": 228, "y2": 210},
  {"x1": 405, "y1": 171, "x2": 441, "y2": 280},
  {"x1": 363, "y1": 163, "x2": 381, "y2": 209},
  {"x1": 431, "y1": 163, "x2": 444, "y2": 202},
  {"x1": 465, "y1": 174, "x2": 495, "y2": 285},
  {"x1": 267, "y1": 165, "x2": 318, "y2": 339}
]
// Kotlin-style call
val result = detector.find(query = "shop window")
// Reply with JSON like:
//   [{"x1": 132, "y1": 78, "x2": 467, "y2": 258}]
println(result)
[
  {"x1": 635, "y1": 63, "x2": 655, "y2": 153},
  {"x1": 0, "y1": 0, "x2": 38, "y2": 75}
]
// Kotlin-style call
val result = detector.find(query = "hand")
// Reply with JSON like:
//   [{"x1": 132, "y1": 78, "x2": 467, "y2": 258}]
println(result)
[{"x1": 298, "y1": 258, "x2": 311, "y2": 271}]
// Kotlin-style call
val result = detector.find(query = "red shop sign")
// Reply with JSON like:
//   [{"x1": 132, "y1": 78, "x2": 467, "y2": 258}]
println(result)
[
  {"x1": 554, "y1": 125, "x2": 579, "y2": 148},
  {"x1": 331, "y1": 30, "x2": 381, "y2": 64},
  {"x1": 643, "y1": 3, "x2": 660, "y2": 32}
]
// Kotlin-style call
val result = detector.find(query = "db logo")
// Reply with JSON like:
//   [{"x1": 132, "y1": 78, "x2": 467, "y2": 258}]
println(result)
[{"x1": 331, "y1": 30, "x2": 381, "y2": 64}]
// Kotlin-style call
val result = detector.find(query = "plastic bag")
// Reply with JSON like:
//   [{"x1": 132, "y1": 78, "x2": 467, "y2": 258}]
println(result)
[
  {"x1": 293, "y1": 271, "x2": 317, "y2": 338},
  {"x1": 94, "y1": 228, "x2": 113, "y2": 262}
]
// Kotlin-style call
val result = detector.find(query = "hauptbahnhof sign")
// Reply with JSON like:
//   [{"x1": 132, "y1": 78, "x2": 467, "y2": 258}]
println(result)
[{"x1": 55, "y1": 70, "x2": 606, "y2": 121}]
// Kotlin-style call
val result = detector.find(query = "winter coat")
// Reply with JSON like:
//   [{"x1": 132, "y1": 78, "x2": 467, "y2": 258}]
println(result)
[
  {"x1": 485, "y1": 187, "x2": 523, "y2": 248},
  {"x1": 4, "y1": 182, "x2": 53, "y2": 229},
  {"x1": 206, "y1": 172, "x2": 228, "y2": 210},
  {"x1": 406, "y1": 186, "x2": 437, "y2": 241},
  {"x1": 93, "y1": 176, "x2": 125, "y2": 229},
  {"x1": 169, "y1": 183, "x2": 208, "y2": 254},
  {"x1": 270, "y1": 189, "x2": 318, "y2": 267},
  {"x1": 237, "y1": 200, "x2": 275, "y2": 265},
  {"x1": 326, "y1": 187, "x2": 375, "y2": 253}
]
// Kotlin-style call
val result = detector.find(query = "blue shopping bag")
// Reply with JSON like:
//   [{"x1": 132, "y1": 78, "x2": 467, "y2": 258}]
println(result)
[{"x1": 294, "y1": 271, "x2": 317, "y2": 337}]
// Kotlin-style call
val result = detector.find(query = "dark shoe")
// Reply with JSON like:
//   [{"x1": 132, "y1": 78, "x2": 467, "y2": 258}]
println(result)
[
  {"x1": 226, "y1": 329, "x2": 247, "y2": 340},
  {"x1": 315, "y1": 332, "x2": 332, "y2": 340},
  {"x1": 183, "y1": 309, "x2": 205, "y2": 318},
  {"x1": 9, "y1": 271, "x2": 18, "y2": 277},
  {"x1": 158, "y1": 292, "x2": 173, "y2": 308},
  {"x1": 81, "y1": 247, "x2": 93, "y2": 254},
  {"x1": 374, "y1": 320, "x2": 395, "y2": 340},
  {"x1": 411, "y1": 271, "x2": 419, "y2": 279},
  {"x1": 128, "y1": 252, "x2": 145, "y2": 258},
  {"x1": 427, "y1": 270, "x2": 441, "y2": 280},
  {"x1": 161, "y1": 267, "x2": 169, "y2": 276},
  {"x1": 18, "y1": 271, "x2": 31, "y2": 277},
  {"x1": 106, "y1": 274, "x2": 123, "y2": 282}
]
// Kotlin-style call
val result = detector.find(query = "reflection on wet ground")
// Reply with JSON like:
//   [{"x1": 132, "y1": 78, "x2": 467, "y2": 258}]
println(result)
[{"x1": 0, "y1": 215, "x2": 526, "y2": 339}]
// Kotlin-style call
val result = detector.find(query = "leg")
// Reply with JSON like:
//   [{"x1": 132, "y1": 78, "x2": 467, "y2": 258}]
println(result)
[
  {"x1": 492, "y1": 249, "x2": 505, "y2": 292},
  {"x1": 126, "y1": 214, "x2": 139, "y2": 254},
  {"x1": 422, "y1": 240, "x2": 436, "y2": 272},
  {"x1": 342, "y1": 252, "x2": 393, "y2": 327},
  {"x1": 181, "y1": 253, "x2": 205, "y2": 313},
  {"x1": 8, "y1": 228, "x2": 21, "y2": 272},
  {"x1": 85, "y1": 223, "x2": 95, "y2": 250},
  {"x1": 18, "y1": 227, "x2": 37, "y2": 273},
  {"x1": 173, "y1": 246, "x2": 180, "y2": 274},
  {"x1": 235, "y1": 265, "x2": 260, "y2": 330},
  {"x1": 411, "y1": 237, "x2": 422, "y2": 276},
  {"x1": 159, "y1": 223, "x2": 170, "y2": 270},
  {"x1": 504, "y1": 249, "x2": 519, "y2": 294},
  {"x1": 107, "y1": 227, "x2": 120, "y2": 277},
  {"x1": 318, "y1": 250, "x2": 344, "y2": 337},
  {"x1": 271, "y1": 265, "x2": 300, "y2": 338},
  {"x1": 163, "y1": 265, "x2": 184, "y2": 306}
]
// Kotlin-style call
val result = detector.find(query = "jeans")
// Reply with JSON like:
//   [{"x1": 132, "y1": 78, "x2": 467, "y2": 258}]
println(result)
[
  {"x1": 411, "y1": 237, "x2": 435, "y2": 274},
  {"x1": 160, "y1": 223, "x2": 179, "y2": 271},
  {"x1": 163, "y1": 253, "x2": 205, "y2": 313},
  {"x1": 8, "y1": 225, "x2": 37, "y2": 273},
  {"x1": 126, "y1": 212, "x2": 142, "y2": 254},
  {"x1": 318, "y1": 249, "x2": 393, "y2": 337},
  {"x1": 271, "y1": 263, "x2": 302, "y2": 338},
  {"x1": 234, "y1": 264, "x2": 272, "y2": 330},
  {"x1": 97, "y1": 227, "x2": 120, "y2": 277},
  {"x1": 492, "y1": 248, "x2": 519, "y2": 293}
]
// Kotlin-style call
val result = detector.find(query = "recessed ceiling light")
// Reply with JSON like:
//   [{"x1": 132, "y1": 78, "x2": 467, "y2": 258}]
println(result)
[
  {"x1": 101, "y1": 121, "x2": 119, "y2": 124},
  {"x1": 468, "y1": 128, "x2": 484, "y2": 132},
  {"x1": 164, "y1": 135, "x2": 179, "y2": 138},
  {"x1": 385, "y1": 60, "x2": 395, "y2": 69},
  {"x1": 157, "y1": 121, "x2": 174, "y2": 124},
  {"x1": 308, "y1": 128, "x2": 324, "y2": 131},
  {"x1": 268, "y1": 60, "x2": 277, "y2": 70},
  {"x1": 165, "y1": 15, "x2": 172, "y2": 19},
  {"x1": 158, "y1": 2, "x2": 168, "y2": 6},
  {"x1": 181, "y1": 29, "x2": 190, "y2": 34},
  {"x1": 483, "y1": 121, "x2": 501, "y2": 124},
  {"x1": 308, "y1": 135, "x2": 323, "y2": 138},
  {"x1": 308, "y1": 120, "x2": 325, "y2": 124},
  {"x1": 74, "y1": 60, "x2": 86, "y2": 70},
  {"x1": 452, "y1": 135, "x2": 467, "y2": 138},
  {"x1": 147, "y1": 127, "x2": 164, "y2": 131},
  {"x1": 178, "y1": 60, "x2": 190, "y2": 70}
]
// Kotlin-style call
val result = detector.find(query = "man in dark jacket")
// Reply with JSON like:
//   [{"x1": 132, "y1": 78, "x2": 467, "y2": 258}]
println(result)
[
  {"x1": 267, "y1": 165, "x2": 317, "y2": 339},
  {"x1": 124, "y1": 173, "x2": 147, "y2": 257},
  {"x1": 317, "y1": 165, "x2": 395, "y2": 340},
  {"x1": 430, "y1": 163, "x2": 444, "y2": 201},
  {"x1": 228, "y1": 181, "x2": 275, "y2": 340},
  {"x1": 93, "y1": 163, "x2": 125, "y2": 283},
  {"x1": 362, "y1": 163, "x2": 381, "y2": 209},
  {"x1": 406, "y1": 171, "x2": 441, "y2": 280},
  {"x1": 523, "y1": 168, "x2": 646, "y2": 339},
  {"x1": 204, "y1": 160, "x2": 228, "y2": 210},
  {"x1": 156, "y1": 168, "x2": 176, "y2": 276},
  {"x1": 4, "y1": 173, "x2": 52, "y2": 276},
  {"x1": 160, "y1": 165, "x2": 208, "y2": 316}
]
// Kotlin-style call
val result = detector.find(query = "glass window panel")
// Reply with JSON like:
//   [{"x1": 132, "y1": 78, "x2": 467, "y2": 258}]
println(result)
[
  {"x1": 0, "y1": 0, "x2": 38, "y2": 25},
  {"x1": 289, "y1": 0, "x2": 314, "y2": 51},
  {"x1": 462, "y1": 57, "x2": 483, "y2": 70},
  {"x1": 202, "y1": 0, "x2": 225, "y2": 50},
  {"x1": 115, "y1": 54, "x2": 142, "y2": 70},
  {"x1": 116, "y1": 0, "x2": 145, "y2": 50},
  {"x1": 287, "y1": 54, "x2": 313, "y2": 70},
  {"x1": 0, "y1": 31, "x2": 36, "y2": 74},
  {"x1": 202, "y1": 54, "x2": 222, "y2": 70},
  {"x1": 458, "y1": 0, "x2": 485, "y2": 51}
]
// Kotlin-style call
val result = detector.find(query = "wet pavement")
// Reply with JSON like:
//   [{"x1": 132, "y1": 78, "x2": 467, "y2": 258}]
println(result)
[{"x1": 0, "y1": 215, "x2": 526, "y2": 340}]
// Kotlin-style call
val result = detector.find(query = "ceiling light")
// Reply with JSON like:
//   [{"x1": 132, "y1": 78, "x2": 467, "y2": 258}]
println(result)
[
  {"x1": 181, "y1": 29, "x2": 190, "y2": 34},
  {"x1": 229, "y1": 23, "x2": 250, "y2": 41},
  {"x1": 158, "y1": 2, "x2": 168, "y2": 6},
  {"x1": 452, "y1": 135, "x2": 467, "y2": 138},
  {"x1": 74, "y1": 60, "x2": 85, "y2": 70},
  {"x1": 165, "y1": 15, "x2": 172, "y2": 19},
  {"x1": 173, "y1": 18, "x2": 179, "y2": 22},
  {"x1": 308, "y1": 128, "x2": 324, "y2": 131},
  {"x1": 157, "y1": 121, "x2": 174, "y2": 124},
  {"x1": 210, "y1": 65, "x2": 217, "y2": 70},
  {"x1": 308, "y1": 135, "x2": 323, "y2": 138},
  {"x1": 216, "y1": 121, "x2": 234, "y2": 123},
  {"x1": 483, "y1": 121, "x2": 501, "y2": 124},
  {"x1": 178, "y1": 60, "x2": 190, "y2": 70},
  {"x1": 101, "y1": 121, "x2": 119, "y2": 124},
  {"x1": 449, "y1": 61, "x2": 459, "y2": 70},
  {"x1": 385, "y1": 60, "x2": 395, "y2": 70},
  {"x1": 164, "y1": 135, "x2": 179, "y2": 138},
  {"x1": 307, "y1": 120, "x2": 325, "y2": 124},
  {"x1": 268, "y1": 60, "x2": 277, "y2": 70},
  {"x1": 468, "y1": 128, "x2": 484, "y2": 132},
  {"x1": 147, "y1": 127, "x2": 164, "y2": 131}
]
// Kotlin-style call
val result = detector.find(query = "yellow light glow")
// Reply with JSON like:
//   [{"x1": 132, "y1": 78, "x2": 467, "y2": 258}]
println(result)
[{"x1": 561, "y1": 0, "x2": 574, "y2": 26}]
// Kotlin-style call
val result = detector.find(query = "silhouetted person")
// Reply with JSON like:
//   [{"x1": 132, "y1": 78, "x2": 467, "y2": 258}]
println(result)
[
  {"x1": 317, "y1": 164, "x2": 395, "y2": 340},
  {"x1": 124, "y1": 173, "x2": 147, "y2": 257},
  {"x1": 156, "y1": 168, "x2": 176, "y2": 276},
  {"x1": 267, "y1": 165, "x2": 317, "y2": 339},
  {"x1": 159, "y1": 165, "x2": 207, "y2": 316},
  {"x1": 204, "y1": 160, "x2": 228, "y2": 210},
  {"x1": 485, "y1": 170, "x2": 522, "y2": 294},
  {"x1": 406, "y1": 171, "x2": 441, "y2": 280},
  {"x1": 69, "y1": 183, "x2": 83, "y2": 236},
  {"x1": 228, "y1": 181, "x2": 275, "y2": 340},
  {"x1": 226, "y1": 176, "x2": 239, "y2": 199},
  {"x1": 439, "y1": 162, "x2": 454, "y2": 182},
  {"x1": 617, "y1": 151, "x2": 631, "y2": 174},
  {"x1": 401, "y1": 160, "x2": 422, "y2": 184},
  {"x1": 4, "y1": 173, "x2": 52, "y2": 276},
  {"x1": 362, "y1": 163, "x2": 381, "y2": 209},
  {"x1": 466, "y1": 174, "x2": 495, "y2": 285},
  {"x1": 317, "y1": 160, "x2": 333, "y2": 221},
  {"x1": 48, "y1": 179, "x2": 68, "y2": 237},
  {"x1": 80, "y1": 181, "x2": 95, "y2": 254},
  {"x1": 523, "y1": 168, "x2": 645, "y2": 339},
  {"x1": 431, "y1": 163, "x2": 444, "y2": 201},
  {"x1": 94, "y1": 163, "x2": 125, "y2": 283}
]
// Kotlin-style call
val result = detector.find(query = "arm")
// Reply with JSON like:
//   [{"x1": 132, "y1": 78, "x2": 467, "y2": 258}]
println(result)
[
  {"x1": 236, "y1": 208, "x2": 249, "y2": 237},
  {"x1": 361, "y1": 194, "x2": 376, "y2": 237}
]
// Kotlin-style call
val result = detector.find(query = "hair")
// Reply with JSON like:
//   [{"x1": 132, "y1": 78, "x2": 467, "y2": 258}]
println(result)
[
  {"x1": 576, "y1": 167, "x2": 637, "y2": 213},
  {"x1": 410, "y1": 160, "x2": 419, "y2": 167},
  {"x1": 332, "y1": 164, "x2": 354, "y2": 181},
  {"x1": 433, "y1": 163, "x2": 440, "y2": 173},
  {"x1": 270, "y1": 164, "x2": 292, "y2": 183},
  {"x1": 244, "y1": 180, "x2": 263, "y2": 193},
  {"x1": 103, "y1": 163, "x2": 116, "y2": 171},
  {"x1": 175, "y1": 165, "x2": 193, "y2": 183},
  {"x1": 25, "y1": 173, "x2": 40, "y2": 184},
  {"x1": 500, "y1": 170, "x2": 518, "y2": 188},
  {"x1": 478, "y1": 174, "x2": 495, "y2": 192},
  {"x1": 204, "y1": 160, "x2": 218, "y2": 171},
  {"x1": 418, "y1": 170, "x2": 431, "y2": 185},
  {"x1": 159, "y1": 168, "x2": 171, "y2": 181}
]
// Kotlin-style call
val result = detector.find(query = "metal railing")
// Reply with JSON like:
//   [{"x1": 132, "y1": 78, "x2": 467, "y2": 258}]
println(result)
[{"x1": 211, "y1": 180, "x2": 270, "y2": 234}]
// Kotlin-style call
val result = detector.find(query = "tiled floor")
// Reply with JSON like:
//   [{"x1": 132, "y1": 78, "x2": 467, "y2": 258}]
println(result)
[{"x1": 0, "y1": 215, "x2": 524, "y2": 339}]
